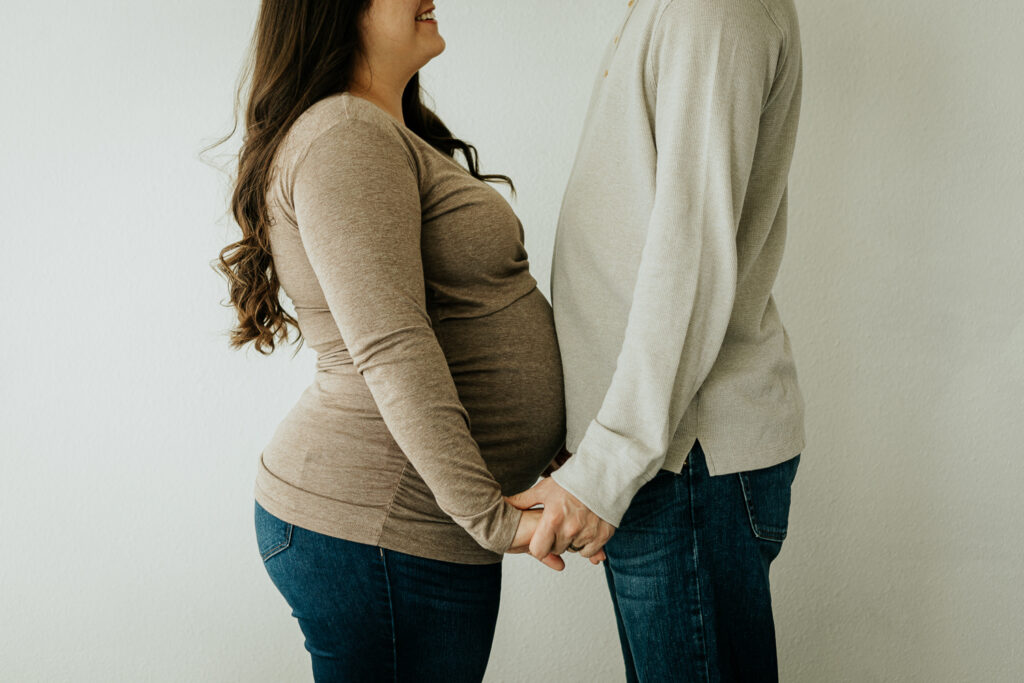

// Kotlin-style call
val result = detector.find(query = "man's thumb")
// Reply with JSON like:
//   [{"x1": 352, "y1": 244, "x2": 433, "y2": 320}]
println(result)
[{"x1": 506, "y1": 486, "x2": 545, "y2": 510}]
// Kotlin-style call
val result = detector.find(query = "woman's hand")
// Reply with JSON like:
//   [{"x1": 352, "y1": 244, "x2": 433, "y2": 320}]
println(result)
[{"x1": 507, "y1": 508, "x2": 565, "y2": 571}]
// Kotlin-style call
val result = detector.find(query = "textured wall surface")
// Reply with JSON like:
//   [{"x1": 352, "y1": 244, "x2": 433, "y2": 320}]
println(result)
[{"x1": 1, "y1": 1, "x2": 1022, "y2": 681}]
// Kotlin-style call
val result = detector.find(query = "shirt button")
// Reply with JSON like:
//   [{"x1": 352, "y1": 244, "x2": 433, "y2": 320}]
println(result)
[
  {"x1": 628, "y1": 0, "x2": 634, "y2": 6},
  {"x1": 613, "y1": 36, "x2": 619, "y2": 44},
  {"x1": 603, "y1": 70, "x2": 609, "y2": 78}
]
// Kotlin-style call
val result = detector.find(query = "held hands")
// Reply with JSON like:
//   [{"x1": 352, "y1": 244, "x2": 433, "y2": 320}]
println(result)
[
  {"x1": 506, "y1": 476, "x2": 615, "y2": 571},
  {"x1": 507, "y1": 509, "x2": 567, "y2": 571}
]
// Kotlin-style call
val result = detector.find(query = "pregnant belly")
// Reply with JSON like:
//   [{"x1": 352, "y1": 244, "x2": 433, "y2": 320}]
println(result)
[{"x1": 434, "y1": 288, "x2": 566, "y2": 495}]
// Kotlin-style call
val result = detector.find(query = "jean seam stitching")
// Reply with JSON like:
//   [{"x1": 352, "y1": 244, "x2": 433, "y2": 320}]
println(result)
[
  {"x1": 687, "y1": 460, "x2": 712, "y2": 683},
  {"x1": 739, "y1": 473, "x2": 787, "y2": 542},
  {"x1": 603, "y1": 561, "x2": 639, "y2": 682},
  {"x1": 380, "y1": 550, "x2": 398, "y2": 682},
  {"x1": 260, "y1": 523, "x2": 293, "y2": 562}
]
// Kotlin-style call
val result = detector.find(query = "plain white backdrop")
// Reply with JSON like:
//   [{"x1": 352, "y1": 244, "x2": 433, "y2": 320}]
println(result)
[{"x1": 2, "y1": 1, "x2": 1022, "y2": 681}]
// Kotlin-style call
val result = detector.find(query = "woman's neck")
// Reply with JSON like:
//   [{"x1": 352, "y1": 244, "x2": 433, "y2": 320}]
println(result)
[{"x1": 348, "y1": 60, "x2": 411, "y2": 125}]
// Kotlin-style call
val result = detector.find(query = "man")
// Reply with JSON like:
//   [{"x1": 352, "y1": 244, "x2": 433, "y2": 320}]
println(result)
[{"x1": 508, "y1": 0, "x2": 807, "y2": 680}]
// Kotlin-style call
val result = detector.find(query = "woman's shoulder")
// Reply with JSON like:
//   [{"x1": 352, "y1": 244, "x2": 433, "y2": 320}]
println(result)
[
  {"x1": 280, "y1": 93, "x2": 411, "y2": 167},
  {"x1": 271, "y1": 93, "x2": 420, "y2": 206}
]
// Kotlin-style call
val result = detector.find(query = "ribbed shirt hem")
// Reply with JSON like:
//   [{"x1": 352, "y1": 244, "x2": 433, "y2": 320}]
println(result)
[{"x1": 254, "y1": 456, "x2": 504, "y2": 565}]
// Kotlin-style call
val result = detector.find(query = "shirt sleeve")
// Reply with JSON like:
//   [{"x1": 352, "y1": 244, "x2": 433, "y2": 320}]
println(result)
[
  {"x1": 290, "y1": 117, "x2": 522, "y2": 554},
  {"x1": 551, "y1": 0, "x2": 779, "y2": 526}
]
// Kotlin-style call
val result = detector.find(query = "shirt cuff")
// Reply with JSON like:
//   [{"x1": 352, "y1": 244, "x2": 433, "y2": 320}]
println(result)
[
  {"x1": 462, "y1": 498, "x2": 523, "y2": 554},
  {"x1": 550, "y1": 420, "x2": 664, "y2": 527}
]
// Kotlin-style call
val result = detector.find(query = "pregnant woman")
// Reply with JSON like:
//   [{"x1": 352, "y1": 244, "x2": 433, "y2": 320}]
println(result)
[{"x1": 215, "y1": 1, "x2": 565, "y2": 680}]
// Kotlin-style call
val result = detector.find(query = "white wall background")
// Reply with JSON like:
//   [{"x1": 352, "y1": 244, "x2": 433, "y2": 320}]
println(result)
[{"x1": 2, "y1": 1, "x2": 1022, "y2": 681}]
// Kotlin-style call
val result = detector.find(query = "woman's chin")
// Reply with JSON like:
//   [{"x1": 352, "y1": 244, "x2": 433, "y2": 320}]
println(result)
[
  {"x1": 416, "y1": 45, "x2": 446, "y2": 71},
  {"x1": 429, "y1": 35, "x2": 446, "y2": 58}
]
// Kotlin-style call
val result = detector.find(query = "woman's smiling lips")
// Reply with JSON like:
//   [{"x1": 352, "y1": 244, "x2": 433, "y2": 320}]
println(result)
[{"x1": 415, "y1": 7, "x2": 437, "y2": 23}]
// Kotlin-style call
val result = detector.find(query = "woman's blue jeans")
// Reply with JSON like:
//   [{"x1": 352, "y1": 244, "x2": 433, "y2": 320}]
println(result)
[
  {"x1": 603, "y1": 440, "x2": 801, "y2": 683},
  {"x1": 254, "y1": 501, "x2": 502, "y2": 682}
]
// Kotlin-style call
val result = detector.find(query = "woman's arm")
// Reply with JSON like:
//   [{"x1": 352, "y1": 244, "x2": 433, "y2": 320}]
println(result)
[{"x1": 290, "y1": 117, "x2": 522, "y2": 554}]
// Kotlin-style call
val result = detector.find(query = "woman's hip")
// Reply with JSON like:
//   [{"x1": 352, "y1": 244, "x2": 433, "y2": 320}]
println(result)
[{"x1": 253, "y1": 500, "x2": 502, "y2": 681}]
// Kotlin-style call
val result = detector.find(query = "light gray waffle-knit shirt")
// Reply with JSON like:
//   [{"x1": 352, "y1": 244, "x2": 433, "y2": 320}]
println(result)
[{"x1": 550, "y1": 0, "x2": 806, "y2": 526}]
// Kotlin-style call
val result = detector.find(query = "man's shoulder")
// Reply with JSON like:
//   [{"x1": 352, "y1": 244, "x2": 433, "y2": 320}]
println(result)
[{"x1": 652, "y1": 0, "x2": 795, "y2": 41}]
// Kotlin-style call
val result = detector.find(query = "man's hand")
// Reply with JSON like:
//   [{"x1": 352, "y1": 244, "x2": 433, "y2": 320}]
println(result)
[
  {"x1": 507, "y1": 509, "x2": 566, "y2": 571},
  {"x1": 506, "y1": 477, "x2": 614, "y2": 566}
]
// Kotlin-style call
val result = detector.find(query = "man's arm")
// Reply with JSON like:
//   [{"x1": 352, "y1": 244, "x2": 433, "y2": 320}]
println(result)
[{"x1": 548, "y1": 1, "x2": 781, "y2": 528}]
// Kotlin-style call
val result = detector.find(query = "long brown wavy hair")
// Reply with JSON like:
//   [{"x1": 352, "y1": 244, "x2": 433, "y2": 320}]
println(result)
[{"x1": 217, "y1": 0, "x2": 513, "y2": 354}]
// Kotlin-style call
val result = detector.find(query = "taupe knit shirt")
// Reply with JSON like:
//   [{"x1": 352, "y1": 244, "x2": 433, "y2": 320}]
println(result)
[
  {"x1": 254, "y1": 93, "x2": 565, "y2": 564},
  {"x1": 551, "y1": 0, "x2": 806, "y2": 526}
]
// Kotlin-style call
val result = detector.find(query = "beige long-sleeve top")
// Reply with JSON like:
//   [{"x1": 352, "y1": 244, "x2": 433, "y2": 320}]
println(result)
[
  {"x1": 254, "y1": 93, "x2": 565, "y2": 564},
  {"x1": 551, "y1": 0, "x2": 806, "y2": 526}
]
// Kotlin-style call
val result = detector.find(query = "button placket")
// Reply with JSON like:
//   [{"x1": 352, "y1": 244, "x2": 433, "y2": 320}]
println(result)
[{"x1": 603, "y1": 0, "x2": 640, "y2": 78}]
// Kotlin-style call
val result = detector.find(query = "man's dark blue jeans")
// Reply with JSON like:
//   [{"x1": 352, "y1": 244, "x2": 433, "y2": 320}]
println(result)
[
  {"x1": 254, "y1": 501, "x2": 502, "y2": 682},
  {"x1": 603, "y1": 440, "x2": 801, "y2": 682}
]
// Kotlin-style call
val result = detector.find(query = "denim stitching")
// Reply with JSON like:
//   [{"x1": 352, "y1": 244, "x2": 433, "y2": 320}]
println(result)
[
  {"x1": 738, "y1": 473, "x2": 787, "y2": 542},
  {"x1": 260, "y1": 523, "x2": 293, "y2": 562},
  {"x1": 603, "y1": 561, "x2": 640, "y2": 682},
  {"x1": 380, "y1": 549, "x2": 398, "y2": 683},
  {"x1": 687, "y1": 457, "x2": 712, "y2": 683}
]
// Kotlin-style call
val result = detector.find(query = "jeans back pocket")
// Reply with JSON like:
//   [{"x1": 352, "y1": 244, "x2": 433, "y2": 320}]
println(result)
[
  {"x1": 738, "y1": 454, "x2": 800, "y2": 542},
  {"x1": 254, "y1": 501, "x2": 293, "y2": 562}
]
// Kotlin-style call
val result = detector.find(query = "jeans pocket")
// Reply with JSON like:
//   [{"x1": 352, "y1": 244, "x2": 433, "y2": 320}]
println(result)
[
  {"x1": 738, "y1": 454, "x2": 800, "y2": 542},
  {"x1": 254, "y1": 501, "x2": 293, "y2": 562}
]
